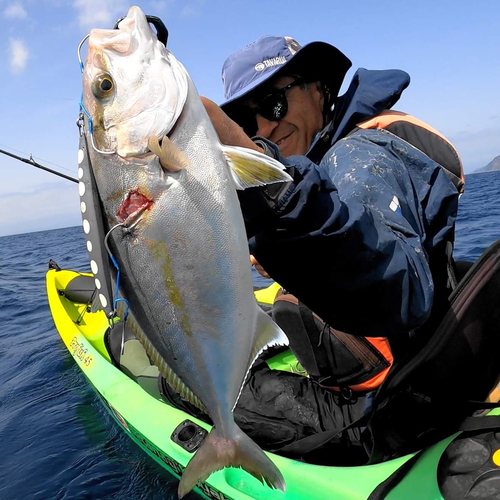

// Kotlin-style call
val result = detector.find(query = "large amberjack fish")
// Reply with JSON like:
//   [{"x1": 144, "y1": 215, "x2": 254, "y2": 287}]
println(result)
[{"x1": 80, "y1": 6, "x2": 291, "y2": 498}]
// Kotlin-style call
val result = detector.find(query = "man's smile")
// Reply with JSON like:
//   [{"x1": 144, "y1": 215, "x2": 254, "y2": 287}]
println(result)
[{"x1": 275, "y1": 131, "x2": 293, "y2": 148}]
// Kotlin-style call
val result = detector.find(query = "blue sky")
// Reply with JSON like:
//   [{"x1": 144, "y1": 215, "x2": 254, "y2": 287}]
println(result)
[{"x1": 0, "y1": 0, "x2": 499, "y2": 236}]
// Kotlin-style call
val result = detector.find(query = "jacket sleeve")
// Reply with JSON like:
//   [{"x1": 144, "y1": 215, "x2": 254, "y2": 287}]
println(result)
[{"x1": 243, "y1": 129, "x2": 458, "y2": 338}]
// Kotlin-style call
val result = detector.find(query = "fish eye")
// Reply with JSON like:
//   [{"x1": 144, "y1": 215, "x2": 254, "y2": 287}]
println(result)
[{"x1": 91, "y1": 74, "x2": 115, "y2": 99}]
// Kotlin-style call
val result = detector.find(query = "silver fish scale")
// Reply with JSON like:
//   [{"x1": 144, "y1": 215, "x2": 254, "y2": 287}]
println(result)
[
  {"x1": 83, "y1": 8, "x2": 287, "y2": 494},
  {"x1": 90, "y1": 80, "x2": 258, "y2": 420}
]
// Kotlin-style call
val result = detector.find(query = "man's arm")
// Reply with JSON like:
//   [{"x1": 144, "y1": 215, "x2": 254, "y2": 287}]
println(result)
[
  {"x1": 200, "y1": 99, "x2": 458, "y2": 337},
  {"x1": 201, "y1": 97, "x2": 263, "y2": 153},
  {"x1": 201, "y1": 97, "x2": 293, "y2": 270},
  {"x1": 246, "y1": 129, "x2": 458, "y2": 338}
]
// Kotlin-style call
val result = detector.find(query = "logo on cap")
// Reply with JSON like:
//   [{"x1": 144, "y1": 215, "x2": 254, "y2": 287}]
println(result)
[{"x1": 254, "y1": 56, "x2": 287, "y2": 72}]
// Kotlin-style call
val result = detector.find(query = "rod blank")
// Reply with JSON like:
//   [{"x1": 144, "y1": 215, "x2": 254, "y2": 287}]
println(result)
[{"x1": 0, "y1": 148, "x2": 78, "y2": 183}]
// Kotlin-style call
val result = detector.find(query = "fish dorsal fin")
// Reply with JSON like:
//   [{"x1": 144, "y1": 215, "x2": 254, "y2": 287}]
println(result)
[
  {"x1": 117, "y1": 303, "x2": 207, "y2": 413},
  {"x1": 222, "y1": 145, "x2": 292, "y2": 190},
  {"x1": 233, "y1": 307, "x2": 289, "y2": 410}
]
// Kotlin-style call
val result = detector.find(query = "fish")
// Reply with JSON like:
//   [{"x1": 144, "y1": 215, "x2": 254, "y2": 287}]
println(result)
[{"x1": 80, "y1": 5, "x2": 292, "y2": 498}]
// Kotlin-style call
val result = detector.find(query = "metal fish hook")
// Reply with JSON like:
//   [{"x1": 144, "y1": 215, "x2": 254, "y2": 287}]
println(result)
[
  {"x1": 77, "y1": 34, "x2": 115, "y2": 156},
  {"x1": 77, "y1": 34, "x2": 89, "y2": 73}
]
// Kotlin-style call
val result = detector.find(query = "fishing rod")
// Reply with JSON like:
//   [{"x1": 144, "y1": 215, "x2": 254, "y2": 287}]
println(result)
[{"x1": 0, "y1": 147, "x2": 78, "y2": 184}]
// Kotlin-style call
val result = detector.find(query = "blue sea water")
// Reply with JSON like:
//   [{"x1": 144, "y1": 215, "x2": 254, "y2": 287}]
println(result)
[{"x1": 1, "y1": 171, "x2": 500, "y2": 499}]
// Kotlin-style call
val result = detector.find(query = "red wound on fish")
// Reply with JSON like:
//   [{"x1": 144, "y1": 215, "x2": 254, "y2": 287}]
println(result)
[{"x1": 116, "y1": 190, "x2": 153, "y2": 222}]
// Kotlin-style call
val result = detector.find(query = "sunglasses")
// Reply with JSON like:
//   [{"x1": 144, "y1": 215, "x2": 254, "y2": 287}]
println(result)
[
  {"x1": 236, "y1": 79, "x2": 304, "y2": 136},
  {"x1": 253, "y1": 79, "x2": 304, "y2": 121}
]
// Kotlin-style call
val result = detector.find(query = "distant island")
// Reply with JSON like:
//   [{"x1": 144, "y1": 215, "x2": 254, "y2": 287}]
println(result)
[{"x1": 473, "y1": 155, "x2": 500, "y2": 174}]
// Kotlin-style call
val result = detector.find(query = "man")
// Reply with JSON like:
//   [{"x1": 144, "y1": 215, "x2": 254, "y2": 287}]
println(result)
[
  {"x1": 204, "y1": 34, "x2": 462, "y2": 381},
  {"x1": 199, "y1": 35, "x2": 464, "y2": 460}
]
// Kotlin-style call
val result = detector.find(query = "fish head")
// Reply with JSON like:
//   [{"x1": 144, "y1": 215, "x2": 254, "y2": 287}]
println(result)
[{"x1": 82, "y1": 6, "x2": 188, "y2": 159}]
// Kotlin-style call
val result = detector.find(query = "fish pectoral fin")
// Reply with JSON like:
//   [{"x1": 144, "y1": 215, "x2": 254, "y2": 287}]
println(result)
[
  {"x1": 121, "y1": 306, "x2": 207, "y2": 413},
  {"x1": 178, "y1": 422, "x2": 285, "y2": 498},
  {"x1": 222, "y1": 145, "x2": 292, "y2": 190},
  {"x1": 148, "y1": 134, "x2": 188, "y2": 172}
]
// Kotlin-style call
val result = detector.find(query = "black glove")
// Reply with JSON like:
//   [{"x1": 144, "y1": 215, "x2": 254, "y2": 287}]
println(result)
[
  {"x1": 238, "y1": 174, "x2": 294, "y2": 221},
  {"x1": 237, "y1": 136, "x2": 295, "y2": 238}
]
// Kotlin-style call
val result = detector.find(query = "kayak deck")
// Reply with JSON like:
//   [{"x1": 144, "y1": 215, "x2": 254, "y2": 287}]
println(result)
[{"x1": 46, "y1": 268, "x2": 453, "y2": 500}]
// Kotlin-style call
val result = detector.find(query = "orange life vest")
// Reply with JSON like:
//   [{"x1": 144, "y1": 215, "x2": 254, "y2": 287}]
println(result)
[
  {"x1": 335, "y1": 111, "x2": 464, "y2": 392},
  {"x1": 276, "y1": 112, "x2": 464, "y2": 394}
]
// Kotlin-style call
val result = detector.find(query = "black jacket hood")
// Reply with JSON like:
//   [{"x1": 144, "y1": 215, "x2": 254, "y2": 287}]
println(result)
[{"x1": 307, "y1": 68, "x2": 411, "y2": 163}]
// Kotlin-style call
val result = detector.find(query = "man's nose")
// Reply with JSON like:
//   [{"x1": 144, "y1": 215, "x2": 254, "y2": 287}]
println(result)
[{"x1": 255, "y1": 114, "x2": 279, "y2": 138}]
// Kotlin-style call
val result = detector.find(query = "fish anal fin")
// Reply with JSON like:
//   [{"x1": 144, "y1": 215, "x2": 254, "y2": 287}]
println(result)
[
  {"x1": 122, "y1": 309, "x2": 206, "y2": 413},
  {"x1": 178, "y1": 421, "x2": 285, "y2": 498},
  {"x1": 222, "y1": 145, "x2": 292, "y2": 190}
]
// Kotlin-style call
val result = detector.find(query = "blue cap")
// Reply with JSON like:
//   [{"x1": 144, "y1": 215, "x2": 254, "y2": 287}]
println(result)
[{"x1": 220, "y1": 35, "x2": 352, "y2": 110}]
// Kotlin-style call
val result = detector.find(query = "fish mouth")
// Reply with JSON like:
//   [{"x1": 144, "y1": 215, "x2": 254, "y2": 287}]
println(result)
[{"x1": 116, "y1": 190, "x2": 153, "y2": 226}]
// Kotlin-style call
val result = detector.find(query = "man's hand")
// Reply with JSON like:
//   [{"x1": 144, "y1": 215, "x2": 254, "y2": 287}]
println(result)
[
  {"x1": 201, "y1": 97, "x2": 263, "y2": 152},
  {"x1": 250, "y1": 255, "x2": 271, "y2": 279}
]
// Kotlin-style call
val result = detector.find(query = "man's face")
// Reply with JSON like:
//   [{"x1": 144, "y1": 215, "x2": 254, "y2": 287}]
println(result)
[{"x1": 247, "y1": 75, "x2": 324, "y2": 157}]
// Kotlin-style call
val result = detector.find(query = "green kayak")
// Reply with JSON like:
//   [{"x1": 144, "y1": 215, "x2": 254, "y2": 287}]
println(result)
[{"x1": 46, "y1": 268, "x2": 500, "y2": 500}]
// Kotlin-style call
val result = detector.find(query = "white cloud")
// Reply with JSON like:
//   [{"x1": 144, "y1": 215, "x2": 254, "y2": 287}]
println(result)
[
  {"x1": 149, "y1": 0, "x2": 174, "y2": 13},
  {"x1": 4, "y1": 2, "x2": 27, "y2": 19},
  {"x1": 9, "y1": 38, "x2": 28, "y2": 75},
  {"x1": 0, "y1": 183, "x2": 81, "y2": 237},
  {"x1": 73, "y1": 0, "x2": 129, "y2": 29},
  {"x1": 181, "y1": 0, "x2": 204, "y2": 18}
]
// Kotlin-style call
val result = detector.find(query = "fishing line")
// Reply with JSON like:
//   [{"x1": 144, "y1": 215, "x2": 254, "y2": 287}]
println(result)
[
  {"x1": 77, "y1": 34, "x2": 115, "y2": 156},
  {"x1": 0, "y1": 147, "x2": 78, "y2": 183},
  {"x1": 78, "y1": 113, "x2": 127, "y2": 355},
  {"x1": 75, "y1": 287, "x2": 97, "y2": 326},
  {"x1": 104, "y1": 223, "x2": 130, "y2": 355},
  {"x1": 0, "y1": 143, "x2": 76, "y2": 176}
]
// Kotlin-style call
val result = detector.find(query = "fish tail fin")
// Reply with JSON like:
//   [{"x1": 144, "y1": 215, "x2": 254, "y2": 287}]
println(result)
[{"x1": 178, "y1": 422, "x2": 285, "y2": 498}]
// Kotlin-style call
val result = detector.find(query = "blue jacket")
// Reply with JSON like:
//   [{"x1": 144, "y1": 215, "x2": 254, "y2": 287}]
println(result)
[{"x1": 245, "y1": 69, "x2": 459, "y2": 338}]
